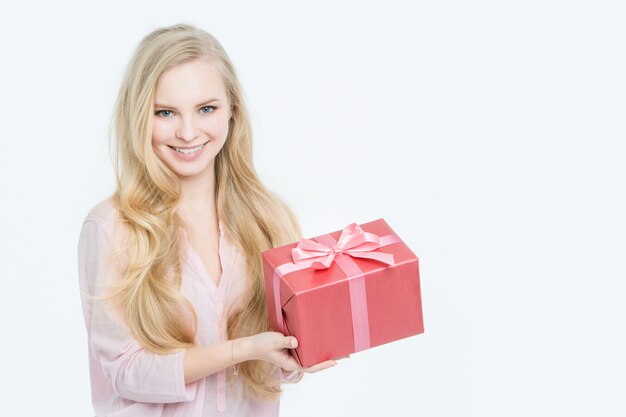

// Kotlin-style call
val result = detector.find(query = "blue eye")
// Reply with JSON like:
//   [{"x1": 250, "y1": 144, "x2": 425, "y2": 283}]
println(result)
[
  {"x1": 200, "y1": 105, "x2": 216, "y2": 113},
  {"x1": 155, "y1": 110, "x2": 172, "y2": 117}
]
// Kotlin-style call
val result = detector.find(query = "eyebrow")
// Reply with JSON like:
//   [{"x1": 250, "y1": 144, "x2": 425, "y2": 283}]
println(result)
[{"x1": 154, "y1": 98, "x2": 221, "y2": 109}]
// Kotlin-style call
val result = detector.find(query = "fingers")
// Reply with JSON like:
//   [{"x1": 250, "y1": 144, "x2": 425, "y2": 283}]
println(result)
[
  {"x1": 303, "y1": 360, "x2": 337, "y2": 373},
  {"x1": 276, "y1": 335, "x2": 347, "y2": 373},
  {"x1": 280, "y1": 336, "x2": 298, "y2": 349},
  {"x1": 280, "y1": 354, "x2": 303, "y2": 372},
  {"x1": 285, "y1": 336, "x2": 298, "y2": 349}
]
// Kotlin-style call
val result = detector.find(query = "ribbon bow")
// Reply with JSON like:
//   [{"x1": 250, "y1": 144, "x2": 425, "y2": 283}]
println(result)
[{"x1": 291, "y1": 223, "x2": 395, "y2": 270}]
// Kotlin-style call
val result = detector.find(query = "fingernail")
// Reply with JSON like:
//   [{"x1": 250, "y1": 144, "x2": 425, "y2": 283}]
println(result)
[{"x1": 291, "y1": 338, "x2": 297, "y2": 348}]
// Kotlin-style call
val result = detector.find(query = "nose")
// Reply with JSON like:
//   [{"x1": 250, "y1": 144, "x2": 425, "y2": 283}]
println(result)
[{"x1": 175, "y1": 116, "x2": 199, "y2": 142}]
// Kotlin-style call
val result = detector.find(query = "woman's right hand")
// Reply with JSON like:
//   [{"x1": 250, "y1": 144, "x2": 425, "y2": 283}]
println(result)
[{"x1": 245, "y1": 331, "x2": 339, "y2": 374}]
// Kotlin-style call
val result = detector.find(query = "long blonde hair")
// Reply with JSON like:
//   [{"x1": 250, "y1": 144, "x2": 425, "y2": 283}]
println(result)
[{"x1": 103, "y1": 23, "x2": 301, "y2": 401}]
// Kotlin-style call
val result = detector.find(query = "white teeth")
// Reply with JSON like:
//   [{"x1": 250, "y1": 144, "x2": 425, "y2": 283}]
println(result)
[{"x1": 173, "y1": 143, "x2": 206, "y2": 154}]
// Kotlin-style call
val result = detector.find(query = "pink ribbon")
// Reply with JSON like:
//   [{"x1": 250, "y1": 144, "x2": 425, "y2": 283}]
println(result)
[
  {"x1": 291, "y1": 223, "x2": 396, "y2": 269},
  {"x1": 271, "y1": 222, "x2": 401, "y2": 354}
]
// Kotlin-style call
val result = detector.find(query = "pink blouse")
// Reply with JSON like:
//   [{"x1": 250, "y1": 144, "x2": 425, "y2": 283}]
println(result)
[{"x1": 77, "y1": 198, "x2": 303, "y2": 417}]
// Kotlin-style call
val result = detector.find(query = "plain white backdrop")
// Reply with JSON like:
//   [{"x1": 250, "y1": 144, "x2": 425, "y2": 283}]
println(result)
[{"x1": 0, "y1": 0, "x2": 624, "y2": 416}]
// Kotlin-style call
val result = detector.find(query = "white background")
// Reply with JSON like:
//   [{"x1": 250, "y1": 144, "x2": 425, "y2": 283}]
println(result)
[{"x1": 0, "y1": 1, "x2": 624, "y2": 416}]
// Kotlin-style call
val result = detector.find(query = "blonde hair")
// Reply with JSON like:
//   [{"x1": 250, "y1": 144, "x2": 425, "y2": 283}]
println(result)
[{"x1": 101, "y1": 23, "x2": 301, "y2": 401}]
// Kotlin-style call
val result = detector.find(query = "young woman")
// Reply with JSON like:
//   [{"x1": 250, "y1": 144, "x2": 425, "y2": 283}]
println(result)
[{"x1": 77, "y1": 23, "x2": 339, "y2": 417}]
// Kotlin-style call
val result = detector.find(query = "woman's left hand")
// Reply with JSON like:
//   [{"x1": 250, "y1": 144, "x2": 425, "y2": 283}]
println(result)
[{"x1": 281, "y1": 354, "x2": 350, "y2": 374}]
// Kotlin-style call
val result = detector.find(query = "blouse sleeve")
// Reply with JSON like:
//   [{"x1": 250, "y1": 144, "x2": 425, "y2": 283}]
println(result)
[{"x1": 77, "y1": 219, "x2": 199, "y2": 403}]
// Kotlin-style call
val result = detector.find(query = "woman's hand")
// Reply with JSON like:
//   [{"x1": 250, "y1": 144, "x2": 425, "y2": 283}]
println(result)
[{"x1": 246, "y1": 331, "x2": 343, "y2": 373}]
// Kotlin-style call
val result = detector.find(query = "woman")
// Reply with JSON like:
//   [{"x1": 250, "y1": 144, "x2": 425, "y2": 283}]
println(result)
[{"x1": 77, "y1": 23, "x2": 338, "y2": 417}]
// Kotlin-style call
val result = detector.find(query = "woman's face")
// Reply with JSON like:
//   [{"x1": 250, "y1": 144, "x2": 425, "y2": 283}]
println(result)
[{"x1": 151, "y1": 58, "x2": 232, "y2": 179}]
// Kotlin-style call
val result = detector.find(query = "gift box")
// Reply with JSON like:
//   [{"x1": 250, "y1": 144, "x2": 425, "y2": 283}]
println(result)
[{"x1": 261, "y1": 218, "x2": 423, "y2": 368}]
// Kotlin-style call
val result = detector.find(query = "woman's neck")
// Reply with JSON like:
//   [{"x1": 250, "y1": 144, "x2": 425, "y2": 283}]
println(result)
[{"x1": 177, "y1": 165, "x2": 217, "y2": 216}]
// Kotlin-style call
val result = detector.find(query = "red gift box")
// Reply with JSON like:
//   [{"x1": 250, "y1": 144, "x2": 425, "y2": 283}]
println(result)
[{"x1": 261, "y1": 218, "x2": 424, "y2": 368}]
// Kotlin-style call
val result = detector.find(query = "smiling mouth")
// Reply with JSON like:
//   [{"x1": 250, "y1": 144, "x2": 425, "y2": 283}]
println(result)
[{"x1": 167, "y1": 140, "x2": 210, "y2": 154}]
